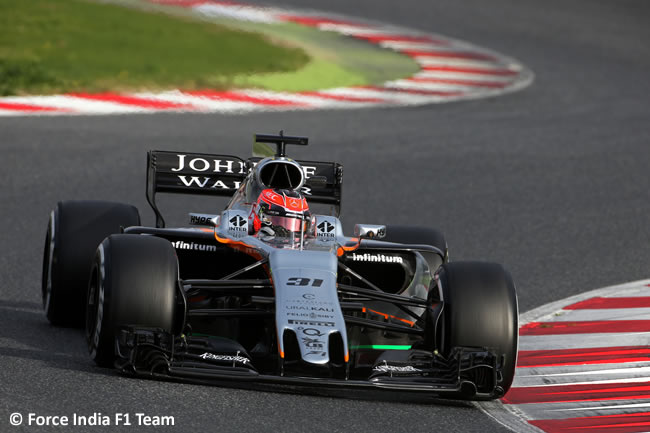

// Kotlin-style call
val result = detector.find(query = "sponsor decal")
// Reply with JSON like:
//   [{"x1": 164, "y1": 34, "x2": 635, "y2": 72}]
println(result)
[
  {"x1": 305, "y1": 351, "x2": 327, "y2": 357},
  {"x1": 301, "y1": 328, "x2": 326, "y2": 337},
  {"x1": 288, "y1": 319, "x2": 335, "y2": 327},
  {"x1": 171, "y1": 155, "x2": 247, "y2": 174},
  {"x1": 286, "y1": 305, "x2": 334, "y2": 312},
  {"x1": 302, "y1": 166, "x2": 317, "y2": 179},
  {"x1": 302, "y1": 337, "x2": 325, "y2": 349},
  {"x1": 287, "y1": 313, "x2": 333, "y2": 320},
  {"x1": 310, "y1": 312, "x2": 333, "y2": 319},
  {"x1": 373, "y1": 365, "x2": 422, "y2": 373},
  {"x1": 316, "y1": 221, "x2": 336, "y2": 239},
  {"x1": 288, "y1": 312, "x2": 332, "y2": 318},
  {"x1": 228, "y1": 215, "x2": 247, "y2": 233},
  {"x1": 171, "y1": 241, "x2": 217, "y2": 252},
  {"x1": 199, "y1": 352, "x2": 250, "y2": 365},
  {"x1": 190, "y1": 214, "x2": 215, "y2": 225},
  {"x1": 177, "y1": 175, "x2": 241, "y2": 190},
  {"x1": 262, "y1": 189, "x2": 281, "y2": 203},
  {"x1": 287, "y1": 298, "x2": 334, "y2": 306},
  {"x1": 350, "y1": 253, "x2": 403, "y2": 263}
]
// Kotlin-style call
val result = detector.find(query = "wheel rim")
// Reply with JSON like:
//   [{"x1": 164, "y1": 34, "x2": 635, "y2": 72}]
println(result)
[
  {"x1": 86, "y1": 265, "x2": 99, "y2": 346},
  {"x1": 42, "y1": 211, "x2": 55, "y2": 311},
  {"x1": 87, "y1": 244, "x2": 106, "y2": 359}
]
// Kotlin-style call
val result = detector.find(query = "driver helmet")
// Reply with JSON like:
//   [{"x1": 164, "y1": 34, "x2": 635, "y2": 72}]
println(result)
[{"x1": 252, "y1": 188, "x2": 311, "y2": 237}]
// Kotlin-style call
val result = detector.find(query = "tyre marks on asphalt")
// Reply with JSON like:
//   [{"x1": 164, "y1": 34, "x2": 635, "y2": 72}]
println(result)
[
  {"x1": 0, "y1": 0, "x2": 533, "y2": 116},
  {"x1": 478, "y1": 279, "x2": 650, "y2": 433}
]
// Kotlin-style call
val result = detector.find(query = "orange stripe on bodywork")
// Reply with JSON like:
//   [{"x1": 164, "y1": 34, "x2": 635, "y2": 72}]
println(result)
[
  {"x1": 363, "y1": 307, "x2": 415, "y2": 327},
  {"x1": 214, "y1": 232, "x2": 264, "y2": 262},
  {"x1": 337, "y1": 237, "x2": 360, "y2": 256},
  {"x1": 214, "y1": 233, "x2": 251, "y2": 247}
]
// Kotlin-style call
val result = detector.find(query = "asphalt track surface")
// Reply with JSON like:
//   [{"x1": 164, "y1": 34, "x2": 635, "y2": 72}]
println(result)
[{"x1": 1, "y1": 0, "x2": 649, "y2": 431}]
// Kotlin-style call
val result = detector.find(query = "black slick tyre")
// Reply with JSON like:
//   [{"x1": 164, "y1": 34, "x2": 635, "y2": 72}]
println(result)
[
  {"x1": 436, "y1": 261, "x2": 518, "y2": 396},
  {"x1": 42, "y1": 201, "x2": 140, "y2": 327},
  {"x1": 86, "y1": 234, "x2": 178, "y2": 367}
]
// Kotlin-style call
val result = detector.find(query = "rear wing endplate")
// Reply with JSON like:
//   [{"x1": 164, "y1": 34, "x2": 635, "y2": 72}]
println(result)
[{"x1": 146, "y1": 150, "x2": 343, "y2": 227}]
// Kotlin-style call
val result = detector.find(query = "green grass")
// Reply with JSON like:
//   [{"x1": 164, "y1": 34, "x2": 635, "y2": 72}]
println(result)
[
  {"x1": 104, "y1": 1, "x2": 420, "y2": 92},
  {"x1": 226, "y1": 20, "x2": 419, "y2": 92},
  {"x1": 0, "y1": 0, "x2": 309, "y2": 95}
]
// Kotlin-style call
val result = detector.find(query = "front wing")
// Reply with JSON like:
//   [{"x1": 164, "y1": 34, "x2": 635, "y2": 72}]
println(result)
[{"x1": 115, "y1": 327, "x2": 506, "y2": 401}]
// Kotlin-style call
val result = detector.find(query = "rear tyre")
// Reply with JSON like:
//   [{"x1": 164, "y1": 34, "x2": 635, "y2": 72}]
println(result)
[
  {"x1": 383, "y1": 224, "x2": 448, "y2": 262},
  {"x1": 42, "y1": 201, "x2": 140, "y2": 327},
  {"x1": 86, "y1": 234, "x2": 178, "y2": 367},
  {"x1": 436, "y1": 261, "x2": 518, "y2": 395}
]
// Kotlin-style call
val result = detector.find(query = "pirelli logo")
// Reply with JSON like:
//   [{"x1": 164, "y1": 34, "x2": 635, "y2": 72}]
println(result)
[{"x1": 288, "y1": 319, "x2": 335, "y2": 327}]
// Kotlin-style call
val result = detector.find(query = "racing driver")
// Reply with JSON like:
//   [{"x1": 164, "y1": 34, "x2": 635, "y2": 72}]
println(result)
[{"x1": 250, "y1": 188, "x2": 313, "y2": 239}]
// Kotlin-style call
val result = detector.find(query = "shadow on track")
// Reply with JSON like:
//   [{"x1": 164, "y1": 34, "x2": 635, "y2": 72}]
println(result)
[{"x1": 0, "y1": 299, "x2": 116, "y2": 378}]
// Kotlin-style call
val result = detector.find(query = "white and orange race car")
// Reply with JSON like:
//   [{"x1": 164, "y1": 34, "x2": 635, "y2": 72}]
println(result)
[{"x1": 42, "y1": 133, "x2": 518, "y2": 400}]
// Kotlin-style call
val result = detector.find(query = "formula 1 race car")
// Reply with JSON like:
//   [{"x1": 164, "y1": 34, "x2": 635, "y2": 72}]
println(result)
[{"x1": 42, "y1": 133, "x2": 518, "y2": 400}]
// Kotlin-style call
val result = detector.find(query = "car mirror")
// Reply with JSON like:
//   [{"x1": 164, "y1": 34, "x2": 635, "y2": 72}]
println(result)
[{"x1": 354, "y1": 224, "x2": 386, "y2": 239}]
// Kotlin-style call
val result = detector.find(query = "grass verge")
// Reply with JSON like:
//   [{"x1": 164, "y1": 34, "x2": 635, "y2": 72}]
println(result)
[
  {"x1": 95, "y1": 0, "x2": 420, "y2": 92},
  {"x1": 0, "y1": 0, "x2": 309, "y2": 95},
  {"x1": 227, "y1": 20, "x2": 420, "y2": 92}
]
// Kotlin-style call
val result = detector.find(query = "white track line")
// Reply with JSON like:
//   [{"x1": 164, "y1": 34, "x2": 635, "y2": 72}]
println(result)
[
  {"x1": 514, "y1": 365, "x2": 650, "y2": 387},
  {"x1": 0, "y1": 95, "x2": 143, "y2": 114},
  {"x1": 314, "y1": 24, "x2": 381, "y2": 35},
  {"x1": 312, "y1": 87, "x2": 454, "y2": 104},
  {"x1": 414, "y1": 57, "x2": 519, "y2": 69},
  {"x1": 511, "y1": 400, "x2": 650, "y2": 421},
  {"x1": 520, "y1": 332, "x2": 650, "y2": 351},
  {"x1": 378, "y1": 41, "x2": 452, "y2": 51},
  {"x1": 193, "y1": 3, "x2": 280, "y2": 22},
  {"x1": 131, "y1": 91, "x2": 261, "y2": 112},
  {"x1": 385, "y1": 79, "x2": 502, "y2": 92},
  {"x1": 414, "y1": 71, "x2": 516, "y2": 82},
  {"x1": 536, "y1": 307, "x2": 650, "y2": 322}
]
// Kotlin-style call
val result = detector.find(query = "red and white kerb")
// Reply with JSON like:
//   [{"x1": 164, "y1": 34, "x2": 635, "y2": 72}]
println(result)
[{"x1": 479, "y1": 280, "x2": 650, "y2": 433}]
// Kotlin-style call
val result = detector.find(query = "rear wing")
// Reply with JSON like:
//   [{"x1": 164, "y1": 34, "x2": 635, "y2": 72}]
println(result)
[{"x1": 146, "y1": 150, "x2": 343, "y2": 227}]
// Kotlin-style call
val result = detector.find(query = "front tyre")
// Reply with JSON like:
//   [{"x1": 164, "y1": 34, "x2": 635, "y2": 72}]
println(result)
[
  {"x1": 86, "y1": 234, "x2": 178, "y2": 367},
  {"x1": 42, "y1": 200, "x2": 140, "y2": 326},
  {"x1": 436, "y1": 261, "x2": 518, "y2": 396}
]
